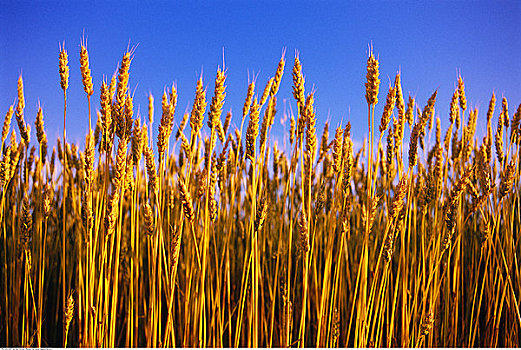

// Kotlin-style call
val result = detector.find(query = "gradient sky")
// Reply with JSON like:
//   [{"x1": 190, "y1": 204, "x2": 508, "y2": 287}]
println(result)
[{"x1": 1, "y1": 1, "x2": 520, "y2": 151}]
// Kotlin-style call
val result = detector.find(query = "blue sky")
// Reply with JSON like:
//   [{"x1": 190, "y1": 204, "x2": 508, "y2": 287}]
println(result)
[{"x1": 1, "y1": 1, "x2": 520, "y2": 151}]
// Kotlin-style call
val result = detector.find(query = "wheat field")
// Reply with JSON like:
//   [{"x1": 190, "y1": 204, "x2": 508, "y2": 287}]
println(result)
[{"x1": 0, "y1": 43, "x2": 520, "y2": 348}]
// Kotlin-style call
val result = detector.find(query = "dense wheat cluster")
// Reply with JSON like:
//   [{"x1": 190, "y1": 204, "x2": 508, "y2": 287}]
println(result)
[{"x1": 1, "y1": 43, "x2": 520, "y2": 348}]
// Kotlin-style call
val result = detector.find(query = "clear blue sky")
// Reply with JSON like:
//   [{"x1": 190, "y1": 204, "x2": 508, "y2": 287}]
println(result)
[{"x1": 1, "y1": 1, "x2": 520, "y2": 150}]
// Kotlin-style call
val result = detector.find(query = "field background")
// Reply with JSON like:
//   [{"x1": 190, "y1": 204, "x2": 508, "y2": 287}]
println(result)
[{"x1": 1, "y1": 1, "x2": 521, "y2": 348}]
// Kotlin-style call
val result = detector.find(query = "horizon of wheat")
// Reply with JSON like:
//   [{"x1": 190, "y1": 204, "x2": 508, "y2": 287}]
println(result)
[{"x1": 0, "y1": 41, "x2": 520, "y2": 348}]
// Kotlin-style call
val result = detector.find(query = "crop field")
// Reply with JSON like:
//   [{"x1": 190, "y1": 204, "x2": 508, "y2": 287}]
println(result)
[{"x1": 0, "y1": 43, "x2": 520, "y2": 348}]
